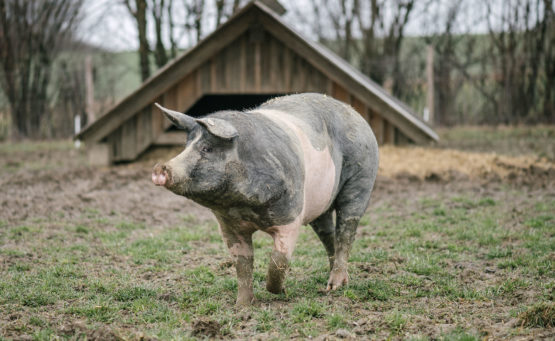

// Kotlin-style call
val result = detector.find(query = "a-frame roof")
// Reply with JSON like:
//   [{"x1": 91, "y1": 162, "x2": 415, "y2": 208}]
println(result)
[{"x1": 76, "y1": 1, "x2": 437, "y2": 143}]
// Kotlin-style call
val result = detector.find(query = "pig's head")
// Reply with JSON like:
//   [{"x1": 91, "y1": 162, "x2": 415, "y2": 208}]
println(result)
[{"x1": 152, "y1": 103, "x2": 239, "y2": 203}]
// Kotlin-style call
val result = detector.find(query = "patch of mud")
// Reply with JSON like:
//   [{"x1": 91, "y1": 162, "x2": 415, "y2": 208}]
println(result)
[
  {"x1": 1, "y1": 319, "x2": 124, "y2": 341},
  {"x1": 0, "y1": 159, "x2": 214, "y2": 226},
  {"x1": 191, "y1": 318, "x2": 221, "y2": 337},
  {"x1": 58, "y1": 320, "x2": 158, "y2": 340}
]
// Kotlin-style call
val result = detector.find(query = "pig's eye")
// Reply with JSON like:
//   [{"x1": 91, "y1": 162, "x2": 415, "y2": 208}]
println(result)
[{"x1": 201, "y1": 146, "x2": 213, "y2": 153}]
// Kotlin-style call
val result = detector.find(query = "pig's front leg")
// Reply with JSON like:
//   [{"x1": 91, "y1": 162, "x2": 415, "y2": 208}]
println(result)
[
  {"x1": 219, "y1": 223, "x2": 256, "y2": 306},
  {"x1": 266, "y1": 222, "x2": 301, "y2": 294}
]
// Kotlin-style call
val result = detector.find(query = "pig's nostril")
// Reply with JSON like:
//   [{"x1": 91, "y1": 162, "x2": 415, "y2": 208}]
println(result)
[
  {"x1": 152, "y1": 173, "x2": 166, "y2": 186},
  {"x1": 151, "y1": 163, "x2": 172, "y2": 187},
  {"x1": 152, "y1": 163, "x2": 168, "y2": 186}
]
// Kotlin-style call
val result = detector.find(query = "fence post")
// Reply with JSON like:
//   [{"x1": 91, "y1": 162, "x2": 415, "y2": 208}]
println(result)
[
  {"x1": 85, "y1": 55, "x2": 95, "y2": 125},
  {"x1": 426, "y1": 45, "x2": 435, "y2": 125},
  {"x1": 74, "y1": 115, "x2": 81, "y2": 148}
]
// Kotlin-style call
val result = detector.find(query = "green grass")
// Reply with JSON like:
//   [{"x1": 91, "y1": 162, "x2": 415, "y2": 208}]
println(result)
[
  {"x1": 0, "y1": 140, "x2": 74, "y2": 154},
  {"x1": 518, "y1": 302, "x2": 555, "y2": 328},
  {"x1": 385, "y1": 310, "x2": 407, "y2": 334},
  {"x1": 1, "y1": 193, "x2": 552, "y2": 339},
  {"x1": 437, "y1": 125, "x2": 555, "y2": 160}
]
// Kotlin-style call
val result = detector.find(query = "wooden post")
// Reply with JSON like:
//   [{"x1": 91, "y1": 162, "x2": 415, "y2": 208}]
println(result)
[
  {"x1": 84, "y1": 55, "x2": 95, "y2": 124},
  {"x1": 383, "y1": 77, "x2": 393, "y2": 95},
  {"x1": 426, "y1": 45, "x2": 435, "y2": 125}
]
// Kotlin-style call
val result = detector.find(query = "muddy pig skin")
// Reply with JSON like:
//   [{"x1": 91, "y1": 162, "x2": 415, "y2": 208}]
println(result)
[{"x1": 152, "y1": 93, "x2": 378, "y2": 305}]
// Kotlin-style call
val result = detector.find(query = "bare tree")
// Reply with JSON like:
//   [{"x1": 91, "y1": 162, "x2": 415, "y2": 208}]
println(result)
[
  {"x1": 183, "y1": 0, "x2": 206, "y2": 44},
  {"x1": 424, "y1": 1, "x2": 466, "y2": 125},
  {"x1": 355, "y1": 0, "x2": 416, "y2": 94},
  {"x1": 327, "y1": 0, "x2": 357, "y2": 61},
  {"x1": 0, "y1": 0, "x2": 84, "y2": 139},
  {"x1": 123, "y1": 0, "x2": 151, "y2": 81},
  {"x1": 543, "y1": 0, "x2": 554, "y2": 122},
  {"x1": 355, "y1": 0, "x2": 380, "y2": 78},
  {"x1": 482, "y1": 0, "x2": 552, "y2": 123},
  {"x1": 215, "y1": 0, "x2": 243, "y2": 26},
  {"x1": 151, "y1": 0, "x2": 168, "y2": 68},
  {"x1": 308, "y1": 0, "x2": 415, "y2": 97},
  {"x1": 167, "y1": 0, "x2": 178, "y2": 58},
  {"x1": 437, "y1": 0, "x2": 554, "y2": 124},
  {"x1": 382, "y1": 0, "x2": 415, "y2": 96}
]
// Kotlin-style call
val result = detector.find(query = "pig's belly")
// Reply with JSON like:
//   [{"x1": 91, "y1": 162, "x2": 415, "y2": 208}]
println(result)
[
  {"x1": 254, "y1": 109, "x2": 336, "y2": 224},
  {"x1": 301, "y1": 142, "x2": 336, "y2": 223}
]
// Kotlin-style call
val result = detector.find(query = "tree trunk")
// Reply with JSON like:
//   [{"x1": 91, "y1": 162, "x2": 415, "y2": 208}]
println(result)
[
  {"x1": 135, "y1": 0, "x2": 151, "y2": 81},
  {"x1": 153, "y1": 0, "x2": 168, "y2": 68},
  {"x1": 167, "y1": 0, "x2": 177, "y2": 58}
]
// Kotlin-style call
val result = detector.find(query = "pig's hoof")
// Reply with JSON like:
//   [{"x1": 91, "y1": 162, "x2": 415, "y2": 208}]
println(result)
[
  {"x1": 266, "y1": 251, "x2": 288, "y2": 294},
  {"x1": 266, "y1": 280, "x2": 285, "y2": 295},
  {"x1": 326, "y1": 268, "x2": 349, "y2": 291},
  {"x1": 266, "y1": 269, "x2": 286, "y2": 294}
]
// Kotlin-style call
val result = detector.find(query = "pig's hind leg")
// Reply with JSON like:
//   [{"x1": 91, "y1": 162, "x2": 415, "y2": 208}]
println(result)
[
  {"x1": 219, "y1": 223, "x2": 256, "y2": 306},
  {"x1": 310, "y1": 209, "x2": 336, "y2": 271},
  {"x1": 327, "y1": 178, "x2": 374, "y2": 291}
]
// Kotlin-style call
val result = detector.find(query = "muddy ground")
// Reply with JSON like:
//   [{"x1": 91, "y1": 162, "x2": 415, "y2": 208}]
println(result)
[
  {"x1": 0, "y1": 131, "x2": 554, "y2": 340},
  {"x1": 2, "y1": 140, "x2": 552, "y2": 228}
]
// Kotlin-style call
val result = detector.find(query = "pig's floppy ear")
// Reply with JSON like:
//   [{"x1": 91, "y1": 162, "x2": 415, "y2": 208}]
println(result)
[
  {"x1": 154, "y1": 103, "x2": 198, "y2": 131},
  {"x1": 197, "y1": 118, "x2": 238, "y2": 140}
]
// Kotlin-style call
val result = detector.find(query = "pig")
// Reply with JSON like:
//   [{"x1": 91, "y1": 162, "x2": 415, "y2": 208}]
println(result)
[{"x1": 152, "y1": 93, "x2": 378, "y2": 305}]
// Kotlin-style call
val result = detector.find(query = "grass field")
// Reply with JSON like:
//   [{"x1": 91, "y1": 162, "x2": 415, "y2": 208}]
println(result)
[
  {"x1": 437, "y1": 125, "x2": 555, "y2": 161},
  {"x1": 0, "y1": 127, "x2": 554, "y2": 340}
]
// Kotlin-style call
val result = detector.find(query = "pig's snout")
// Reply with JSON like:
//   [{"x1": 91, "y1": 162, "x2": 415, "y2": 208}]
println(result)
[{"x1": 152, "y1": 163, "x2": 171, "y2": 186}]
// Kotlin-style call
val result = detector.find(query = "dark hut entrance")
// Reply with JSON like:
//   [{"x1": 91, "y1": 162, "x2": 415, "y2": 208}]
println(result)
[
  {"x1": 182, "y1": 94, "x2": 286, "y2": 118},
  {"x1": 155, "y1": 93, "x2": 286, "y2": 145}
]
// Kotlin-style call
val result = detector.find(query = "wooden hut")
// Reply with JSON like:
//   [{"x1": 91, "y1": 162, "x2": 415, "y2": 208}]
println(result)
[{"x1": 76, "y1": 1, "x2": 438, "y2": 165}]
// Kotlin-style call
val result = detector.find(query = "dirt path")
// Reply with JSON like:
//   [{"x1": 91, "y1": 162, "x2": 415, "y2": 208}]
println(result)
[{"x1": 0, "y1": 146, "x2": 213, "y2": 227}]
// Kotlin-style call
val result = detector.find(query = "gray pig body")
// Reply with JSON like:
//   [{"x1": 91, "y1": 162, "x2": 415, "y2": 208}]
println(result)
[{"x1": 153, "y1": 93, "x2": 378, "y2": 305}]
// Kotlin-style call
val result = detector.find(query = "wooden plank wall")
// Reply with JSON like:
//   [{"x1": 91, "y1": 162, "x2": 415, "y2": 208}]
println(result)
[
  {"x1": 330, "y1": 82, "x2": 401, "y2": 145},
  {"x1": 192, "y1": 34, "x2": 329, "y2": 94},
  {"x1": 111, "y1": 72, "x2": 201, "y2": 161},
  {"x1": 109, "y1": 28, "x2": 410, "y2": 161}
]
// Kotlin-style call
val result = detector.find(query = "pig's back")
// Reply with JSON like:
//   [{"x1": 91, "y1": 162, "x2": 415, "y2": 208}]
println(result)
[
  {"x1": 257, "y1": 93, "x2": 378, "y2": 172},
  {"x1": 258, "y1": 93, "x2": 376, "y2": 150}
]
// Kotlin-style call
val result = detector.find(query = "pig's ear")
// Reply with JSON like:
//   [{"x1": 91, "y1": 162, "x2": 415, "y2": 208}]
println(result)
[
  {"x1": 154, "y1": 103, "x2": 198, "y2": 131},
  {"x1": 196, "y1": 118, "x2": 238, "y2": 140}
]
